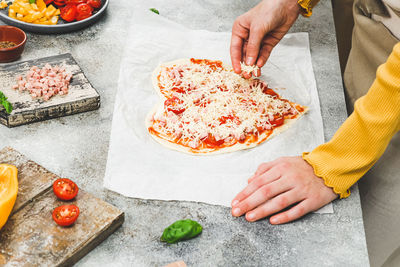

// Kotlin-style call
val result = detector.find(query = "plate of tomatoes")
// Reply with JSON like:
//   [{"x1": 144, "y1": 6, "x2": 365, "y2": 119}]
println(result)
[{"x1": 0, "y1": 0, "x2": 108, "y2": 34}]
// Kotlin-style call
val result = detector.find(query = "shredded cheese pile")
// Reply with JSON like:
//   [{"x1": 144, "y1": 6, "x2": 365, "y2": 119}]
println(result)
[
  {"x1": 151, "y1": 59, "x2": 298, "y2": 149},
  {"x1": 240, "y1": 62, "x2": 259, "y2": 75}
]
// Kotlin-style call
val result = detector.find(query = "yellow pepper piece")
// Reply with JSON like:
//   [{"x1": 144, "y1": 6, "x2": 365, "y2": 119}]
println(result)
[
  {"x1": 45, "y1": 4, "x2": 56, "y2": 19},
  {"x1": 8, "y1": 0, "x2": 60, "y2": 25},
  {"x1": 0, "y1": 0, "x2": 8, "y2": 9},
  {"x1": 0, "y1": 164, "x2": 18, "y2": 230},
  {"x1": 36, "y1": 0, "x2": 46, "y2": 12}
]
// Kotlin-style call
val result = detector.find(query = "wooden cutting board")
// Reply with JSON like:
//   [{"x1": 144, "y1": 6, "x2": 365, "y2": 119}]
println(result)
[
  {"x1": 0, "y1": 53, "x2": 100, "y2": 127},
  {"x1": 0, "y1": 147, "x2": 124, "y2": 266}
]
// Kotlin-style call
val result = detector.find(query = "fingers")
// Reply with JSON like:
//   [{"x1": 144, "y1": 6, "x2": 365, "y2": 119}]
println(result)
[
  {"x1": 245, "y1": 25, "x2": 265, "y2": 66},
  {"x1": 256, "y1": 35, "x2": 282, "y2": 68},
  {"x1": 232, "y1": 167, "x2": 283, "y2": 209},
  {"x1": 230, "y1": 34, "x2": 244, "y2": 74},
  {"x1": 231, "y1": 18, "x2": 249, "y2": 74},
  {"x1": 248, "y1": 160, "x2": 278, "y2": 183},
  {"x1": 232, "y1": 178, "x2": 292, "y2": 217},
  {"x1": 269, "y1": 199, "x2": 311, "y2": 224},
  {"x1": 245, "y1": 190, "x2": 302, "y2": 222},
  {"x1": 232, "y1": 166, "x2": 281, "y2": 206}
]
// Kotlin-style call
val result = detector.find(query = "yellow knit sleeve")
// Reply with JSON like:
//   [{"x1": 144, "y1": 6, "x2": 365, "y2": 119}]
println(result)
[
  {"x1": 303, "y1": 43, "x2": 400, "y2": 198},
  {"x1": 297, "y1": 0, "x2": 320, "y2": 17}
]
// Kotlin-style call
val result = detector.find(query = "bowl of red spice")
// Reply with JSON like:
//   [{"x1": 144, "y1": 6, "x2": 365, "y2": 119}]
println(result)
[{"x1": 0, "y1": 26, "x2": 27, "y2": 63}]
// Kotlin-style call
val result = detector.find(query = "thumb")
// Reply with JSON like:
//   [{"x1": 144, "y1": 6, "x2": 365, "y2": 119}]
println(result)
[{"x1": 245, "y1": 25, "x2": 267, "y2": 66}]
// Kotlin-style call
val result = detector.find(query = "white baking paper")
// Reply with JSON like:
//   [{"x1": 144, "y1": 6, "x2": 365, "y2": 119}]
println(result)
[{"x1": 104, "y1": 11, "x2": 333, "y2": 214}]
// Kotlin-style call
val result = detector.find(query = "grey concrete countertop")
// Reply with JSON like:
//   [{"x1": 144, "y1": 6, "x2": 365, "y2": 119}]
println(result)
[{"x1": 0, "y1": 0, "x2": 369, "y2": 266}]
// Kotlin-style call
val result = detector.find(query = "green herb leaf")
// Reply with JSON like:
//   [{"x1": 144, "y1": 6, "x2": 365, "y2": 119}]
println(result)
[
  {"x1": 0, "y1": 91, "x2": 13, "y2": 114},
  {"x1": 29, "y1": 0, "x2": 36, "y2": 3},
  {"x1": 161, "y1": 219, "x2": 202, "y2": 244},
  {"x1": 149, "y1": 8, "x2": 159, "y2": 15}
]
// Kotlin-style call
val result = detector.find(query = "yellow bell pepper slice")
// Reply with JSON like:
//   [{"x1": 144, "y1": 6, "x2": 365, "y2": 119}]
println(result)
[
  {"x1": 0, "y1": 164, "x2": 18, "y2": 230},
  {"x1": 36, "y1": 0, "x2": 46, "y2": 12}
]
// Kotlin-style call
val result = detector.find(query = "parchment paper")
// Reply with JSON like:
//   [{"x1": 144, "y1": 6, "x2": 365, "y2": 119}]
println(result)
[{"x1": 104, "y1": 11, "x2": 333, "y2": 213}]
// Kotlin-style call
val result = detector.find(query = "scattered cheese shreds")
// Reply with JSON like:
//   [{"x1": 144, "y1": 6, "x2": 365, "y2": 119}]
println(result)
[
  {"x1": 240, "y1": 62, "x2": 259, "y2": 75},
  {"x1": 150, "y1": 59, "x2": 299, "y2": 150}
]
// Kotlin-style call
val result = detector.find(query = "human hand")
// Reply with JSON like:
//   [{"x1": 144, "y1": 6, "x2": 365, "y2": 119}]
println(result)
[
  {"x1": 230, "y1": 0, "x2": 301, "y2": 78},
  {"x1": 231, "y1": 156, "x2": 337, "y2": 224}
]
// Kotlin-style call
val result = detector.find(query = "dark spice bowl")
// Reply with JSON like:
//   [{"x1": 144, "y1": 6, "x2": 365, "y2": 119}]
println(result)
[{"x1": 0, "y1": 26, "x2": 27, "y2": 63}]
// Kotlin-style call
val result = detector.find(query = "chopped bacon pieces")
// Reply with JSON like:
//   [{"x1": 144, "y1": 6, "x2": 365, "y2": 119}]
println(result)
[{"x1": 12, "y1": 63, "x2": 72, "y2": 101}]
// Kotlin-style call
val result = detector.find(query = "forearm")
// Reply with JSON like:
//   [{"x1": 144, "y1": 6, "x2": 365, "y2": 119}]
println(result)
[{"x1": 303, "y1": 43, "x2": 400, "y2": 198}]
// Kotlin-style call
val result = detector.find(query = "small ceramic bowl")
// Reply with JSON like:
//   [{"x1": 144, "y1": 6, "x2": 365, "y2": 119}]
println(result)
[{"x1": 0, "y1": 26, "x2": 27, "y2": 63}]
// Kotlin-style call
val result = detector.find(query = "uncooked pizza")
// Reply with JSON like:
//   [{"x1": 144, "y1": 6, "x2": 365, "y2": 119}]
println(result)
[{"x1": 146, "y1": 58, "x2": 307, "y2": 155}]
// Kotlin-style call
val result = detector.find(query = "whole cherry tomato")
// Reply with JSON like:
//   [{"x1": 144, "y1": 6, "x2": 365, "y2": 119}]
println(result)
[
  {"x1": 44, "y1": 0, "x2": 53, "y2": 4},
  {"x1": 53, "y1": 178, "x2": 79, "y2": 200},
  {"x1": 76, "y1": 3, "x2": 93, "y2": 21},
  {"x1": 52, "y1": 205, "x2": 80, "y2": 227},
  {"x1": 87, "y1": 0, "x2": 101, "y2": 9}
]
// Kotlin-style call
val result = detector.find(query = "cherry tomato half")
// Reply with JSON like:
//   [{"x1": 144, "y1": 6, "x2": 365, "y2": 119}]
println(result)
[
  {"x1": 44, "y1": 0, "x2": 53, "y2": 4},
  {"x1": 76, "y1": 3, "x2": 93, "y2": 21},
  {"x1": 60, "y1": 4, "x2": 78, "y2": 22},
  {"x1": 87, "y1": 0, "x2": 101, "y2": 9},
  {"x1": 65, "y1": 0, "x2": 86, "y2": 5},
  {"x1": 270, "y1": 116, "x2": 284, "y2": 127},
  {"x1": 53, "y1": 178, "x2": 79, "y2": 200},
  {"x1": 164, "y1": 96, "x2": 185, "y2": 115},
  {"x1": 263, "y1": 88, "x2": 279, "y2": 97},
  {"x1": 53, "y1": 0, "x2": 66, "y2": 6},
  {"x1": 202, "y1": 134, "x2": 225, "y2": 147},
  {"x1": 52, "y1": 205, "x2": 80, "y2": 227}
]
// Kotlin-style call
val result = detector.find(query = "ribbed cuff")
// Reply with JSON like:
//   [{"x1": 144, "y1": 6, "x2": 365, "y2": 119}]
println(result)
[
  {"x1": 297, "y1": 0, "x2": 320, "y2": 17},
  {"x1": 302, "y1": 152, "x2": 351, "y2": 199}
]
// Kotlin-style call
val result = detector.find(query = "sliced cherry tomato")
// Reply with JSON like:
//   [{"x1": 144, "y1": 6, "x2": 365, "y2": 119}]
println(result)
[
  {"x1": 202, "y1": 134, "x2": 225, "y2": 147},
  {"x1": 271, "y1": 116, "x2": 284, "y2": 127},
  {"x1": 44, "y1": 0, "x2": 53, "y2": 4},
  {"x1": 171, "y1": 87, "x2": 186, "y2": 94},
  {"x1": 76, "y1": 3, "x2": 93, "y2": 21},
  {"x1": 60, "y1": 4, "x2": 77, "y2": 22},
  {"x1": 53, "y1": 0, "x2": 66, "y2": 6},
  {"x1": 53, "y1": 178, "x2": 79, "y2": 200},
  {"x1": 263, "y1": 88, "x2": 279, "y2": 97},
  {"x1": 87, "y1": 0, "x2": 101, "y2": 9},
  {"x1": 65, "y1": 0, "x2": 86, "y2": 4},
  {"x1": 52, "y1": 205, "x2": 80, "y2": 227},
  {"x1": 164, "y1": 96, "x2": 185, "y2": 115}
]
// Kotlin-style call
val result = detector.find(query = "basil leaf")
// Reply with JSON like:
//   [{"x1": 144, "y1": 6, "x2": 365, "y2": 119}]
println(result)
[
  {"x1": 0, "y1": 91, "x2": 13, "y2": 114},
  {"x1": 149, "y1": 8, "x2": 159, "y2": 15}
]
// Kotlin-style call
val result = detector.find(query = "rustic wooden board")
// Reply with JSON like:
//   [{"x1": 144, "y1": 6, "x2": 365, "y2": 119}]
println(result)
[
  {"x1": 0, "y1": 53, "x2": 100, "y2": 127},
  {"x1": 0, "y1": 147, "x2": 124, "y2": 266}
]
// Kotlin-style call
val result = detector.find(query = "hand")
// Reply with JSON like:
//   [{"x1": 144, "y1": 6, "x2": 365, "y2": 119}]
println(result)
[
  {"x1": 231, "y1": 156, "x2": 338, "y2": 224},
  {"x1": 230, "y1": 0, "x2": 301, "y2": 78}
]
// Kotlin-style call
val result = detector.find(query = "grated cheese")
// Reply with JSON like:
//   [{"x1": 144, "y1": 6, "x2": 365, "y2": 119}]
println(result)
[
  {"x1": 151, "y1": 59, "x2": 299, "y2": 149},
  {"x1": 240, "y1": 62, "x2": 259, "y2": 75}
]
